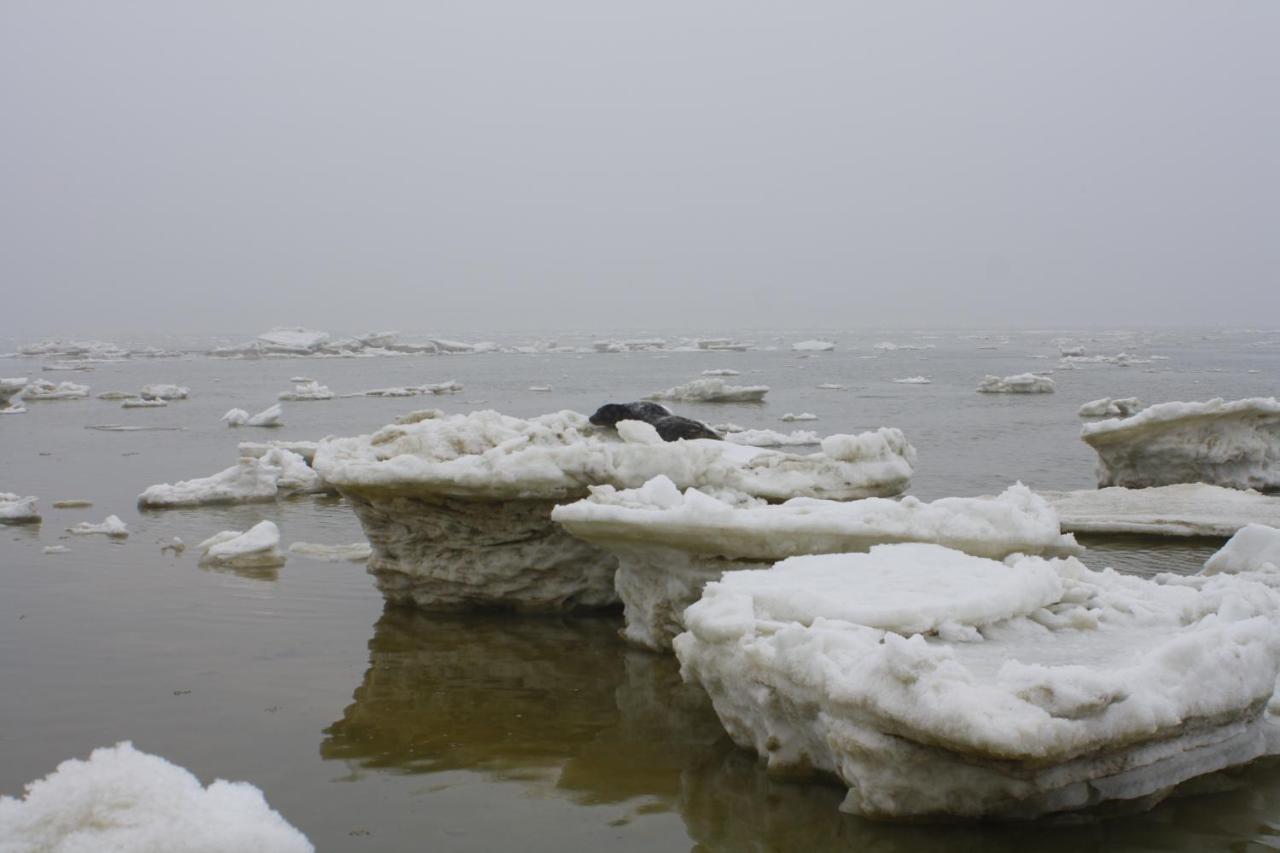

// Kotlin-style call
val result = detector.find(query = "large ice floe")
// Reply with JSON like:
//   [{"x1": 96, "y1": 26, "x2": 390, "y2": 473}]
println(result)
[
  {"x1": 0, "y1": 493, "x2": 41, "y2": 525},
  {"x1": 553, "y1": 480, "x2": 1077, "y2": 649},
  {"x1": 138, "y1": 449, "x2": 324, "y2": 508},
  {"x1": 674, "y1": 542, "x2": 1280, "y2": 820},
  {"x1": 197, "y1": 521, "x2": 286, "y2": 570},
  {"x1": 1081, "y1": 397, "x2": 1280, "y2": 490},
  {"x1": 976, "y1": 373, "x2": 1055, "y2": 394},
  {"x1": 0, "y1": 741, "x2": 313, "y2": 852},
  {"x1": 1041, "y1": 484, "x2": 1280, "y2": 537},
  {"x1": 312, "y1": 411, "x2": 916, "y2": 612},
  {"x1": 648, "y1": 378, "x2": 770, "y2": 403}
]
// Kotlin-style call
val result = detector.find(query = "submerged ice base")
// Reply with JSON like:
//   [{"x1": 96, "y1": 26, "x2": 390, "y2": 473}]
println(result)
[
  {"x1": 674, "y1": 544, "x2": 1280, "y2": 820},
  {"x1": 554, "y1": 479, "x2": 1078, "y2": 649},
  {"x1": 314, "y1": 410, "x2": 916, "y2": 613}
]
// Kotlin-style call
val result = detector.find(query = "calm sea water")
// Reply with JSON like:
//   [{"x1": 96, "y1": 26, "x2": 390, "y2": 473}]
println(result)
[{"x1": 2, "y1": 328, "x2": 1278, "y2": 850}]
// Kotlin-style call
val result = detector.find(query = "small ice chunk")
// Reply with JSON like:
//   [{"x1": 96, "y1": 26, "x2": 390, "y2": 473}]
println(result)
[
  {"x1": 67, "y1": 515, "x2": 129, "y2": 538},
  {"x1": 288, "y1": 541, "x2": 373, "y2": 562},
  {"x1": 395, "y1": 408, "x2": 444, "y2": 425},
  {"x1": 701, "y1": 369, "x2": 740, "y2": 376},
  {"x1": 0, "y1": 493, "x2": 41, "y2": 525},
  {"x1": 51, "y1": 500, "x2": 93, "y2": 509},
  {"x1": 121, "y1": 397, "x2": 168, "y2": 408},
  {"x1": 529, "y1": 385, "x2": 553, "y2": 392},
  {"x1": 1077, "y1": 397, "x2": 1144, "y2": 418},
  {"x1": 792, "y1": 340, "x2": 835, "y2": 352},
  {"x1": 198, "y1": 520, "x2": 286, "y2": 569},
  {"x1": 161, "y1": 537, "x2": 186, "y2": 554},
  {"x1": 779, "y1": 412, "x2": 818, "y2": 422},
  {"x1": 140, "y1": 383, "x2": 189, "y2": 400},
  {"x1": 976, "y1": 373, "x2": 1056, "y2": 394},
  {"x1": 1203, "y1": 524, "x2": 1280, "y2": 575},
  {"x1": 0, "y1": 741, "x2": 312, "y2": 852},
  {"x1": 42, "y1": 545, "x2": 70, "y2": 554},
  {"x1": 138, "y1": 449, "x2": 322, "y2": 507},
  {"x1": 224, "y1": 404, "x2": 283, "y2": 428},
  {"x1": 278, "y1": 381, "x2": 332, "y2": 401},
  {"x1": 893, "y1": 376, "x2": 931, "y2": 384},
  {"x1": 616, "y1": 420, "x2": 664, "y2": 445},
  {"x1": 816, "y1": 383, "x2": 847, "y2": 390},
  {"x1": 21, "y1": 380, "x2": 90, "y2": 400}
]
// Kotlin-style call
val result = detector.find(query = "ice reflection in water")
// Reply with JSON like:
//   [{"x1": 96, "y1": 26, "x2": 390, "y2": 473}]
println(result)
[{"x1": 323, "y1": 602, "x2": 1280, "y2": 851}]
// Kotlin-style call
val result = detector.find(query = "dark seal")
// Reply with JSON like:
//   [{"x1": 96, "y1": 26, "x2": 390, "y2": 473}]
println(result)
[{"x1": 588, "y1": 401, "x2": 721, "y2": 442}]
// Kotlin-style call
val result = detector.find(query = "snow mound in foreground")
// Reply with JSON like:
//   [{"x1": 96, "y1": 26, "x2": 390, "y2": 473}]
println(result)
[
  {"x1": 0, "y1": 741, "x2": 312, "y2": 853},
  {"x1": 675, "y1": 543, "x2": 1280, "y2": 819},
  {"x1": 1081, "y1": 397, "x2": 1280, "y2": 490}
]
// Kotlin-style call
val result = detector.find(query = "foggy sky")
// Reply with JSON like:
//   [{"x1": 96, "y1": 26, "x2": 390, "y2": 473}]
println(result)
[{"x1": 2, "y1": 1, "x2": 1277, "y2": 337}]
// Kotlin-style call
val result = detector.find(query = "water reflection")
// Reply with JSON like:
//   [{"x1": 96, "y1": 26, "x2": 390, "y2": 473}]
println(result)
[{"x1": 323, "y1": 604, "x2": 1280, "y2": 850}]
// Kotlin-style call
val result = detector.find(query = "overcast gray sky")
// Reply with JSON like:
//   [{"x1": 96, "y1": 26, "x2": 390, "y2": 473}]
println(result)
[{"x1": 2, "y1": 1, "x2": 1276, "y2": 336}]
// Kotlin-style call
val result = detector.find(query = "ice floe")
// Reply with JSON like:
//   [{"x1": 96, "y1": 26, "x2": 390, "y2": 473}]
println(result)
[
  {"x1": 0, "y1": 493, "x2": 41, "y2": 525},
  {"x1": 675, "y1": 544, "x2": 1280, "y2": 819},
  {"x1": 346, "y1": 380, "x2": 462, "y2": 398},
  {"x1": 237, "y1": 440, "x2": 320, "y2": 465},
  {"x1": 313, "y1": 410, "x2": 916, "y2": 612},
  {"x1": 223, "y1": 403, "x2": 283, "y2": 428},
  {"x1": 1204, "y1": 524, "x2": 1280, "y2": 575},
  {"x1": 198, "y1": 520, "x2": 286, "y2": 569},
  {"x1": 288, "y1": 541, "x2": 373, "y2": 562},
  {"x1": 51, "y1": 499, "x2": 93, "y2": 509},
  {"x1": 701, "y1": 369, "x2": 740, "y2": 376},
  {"x1": 121, "y1": 397, "x2": 167, "y2": 408},
  {"x1": 1081, "y1": 397, "x2": 1280, "y2": 490},
  {"x1": 892, "y1": 376, "x2": 931, "y2": 385},
  {"x1": 555, "y1": 481, "x2": 1077, "y2": 649},
  {"x1": 874, "y1": 341, "x2": 934, "y2": 352},
  {"x1": 68, "y1": 515, "x2": 129, "y2": 538},
  {"x1": 792, "y1": 340, "x2": 835, "y2": 352},
  {"x1": 138, "y1": 449, "x2": 324, "y2": 508},
  {"x1": 277, "y1": 381, "x2": 333, "y2": 401},
  {"x1": 20, "y1": 380, "x2": 90, "y2": 401},
  {"x1": 140, "y1": 383, "x2": 189, "y2": 400},
  {"x1": 1041, "y1": 484, "x2": 1280, "y2": 537},
  {"x1": 815, "y1": 383, "x2": 847, "y2": 391},
  {"x1": 648, "y1": 378, "x2": 769, "y2": 403},
  {"x1": 1061, "y1": 352, "x2": 1152, "y2": 366},
  {"x1": 780, "y1": 412, "x2": 818, "y2": 422},
  {"x1": 1078, "y1": 396, "x2": 1143, "y2": 418},
  {"x1": 977, "y1": 373, "x2": 1055, "y2": 394},
  {"x1": 0, "y1": 741, "x2": 312, "y2": 852}
]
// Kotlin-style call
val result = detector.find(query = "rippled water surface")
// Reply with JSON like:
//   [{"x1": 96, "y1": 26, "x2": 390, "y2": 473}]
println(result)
[{"x1": 2, "y1": 328, "x2": 1278, "y2": 850}]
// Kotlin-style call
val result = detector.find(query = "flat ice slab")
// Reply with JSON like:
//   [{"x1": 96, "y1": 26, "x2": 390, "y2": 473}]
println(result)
[
  {"x1": 1042, "y1": 484, "x2": 1280, "y2": 537},
  {"x1": 675, "y1": 544, "x2": 1280, "y2": 820},
  {"x1": 1081, "y1": 397, "x2": 1280, "y2": 490},
  {"x1": 1078, "y1": 397, "x2": 1142, "y2": 418},
  {"x1": 554, "y1": 480, "x2": 1077, "y2": 649},
  {"x1": 977, "y1": 373, "x2": 1055, "y2": 394},
  {"x1": 648, "y1": 378, "x2": 769, "y2": 403},
  {"x1": 67, "y1": 515, "x2": 128, "y2": 538},
  {"x1": 0, "y1": 741, "x2": 313, "y2": 852}
]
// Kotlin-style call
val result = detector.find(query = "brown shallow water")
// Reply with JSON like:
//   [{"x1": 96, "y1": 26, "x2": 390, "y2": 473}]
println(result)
[{"x1": 3, "y1": 328, "x2": 1280, "y2": 849}]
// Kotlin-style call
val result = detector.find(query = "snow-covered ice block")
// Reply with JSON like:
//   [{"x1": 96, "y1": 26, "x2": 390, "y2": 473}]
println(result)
[
  {"x1": 792, "y1": 340, "x2": 835, "y2": 352},
  {"x1": 198, "y1": 520, "x2": 286, "y2": 569},
  {"x1": 0, "y1": 741, "x2": 313, "y2": 852},
  {"x1": 237, "y1": 440, "x2": 320, "y2": 464},
  {"x1": 648, "y1": 378, "x2": 769, "y2": 403},
  {"x1": 68, "y1": 515, "x2": 128, "y2": 538},
  {"x1": 1078, "y1": 397, "x2": 1143, "y2": 418},
  {"x1": 780, "y1": 412, "x2": 818, "y2": 422},
  {"x1": 277, "y1": 381, "x2": 332, "y2": 401},
  {"x1": 892, "y1": 376, "x2": 931, "y2": 385},
  {"x1": 313, "y1": 410, "x2": 916, "y2": 612},
  {"x1": 1041, "y1": 484, "x2": 1280, "y2": 537},
  {"x1": 675, "y1": 545, "x2": 1280, "y2": 820},
  {"x1": 138, "y1": 450, "x2": 323, "y2": 508},
  {"x1": 288, "y1": 541, "x2": 373, "y2": 562},
  {"x1": 121, "y1": 397, "x2": 167, "y2": 408},
  {"x1": 140, "y1": 383, "x2": 189, "y2": 400},
  {"x1": 1081, "y1": 397, "x2": 1280, "y2": 490},
  {"x1": 723, "y1": 429, "x2": 821, "y2": 447},
  {"x1": 0, "y1": 493, "x2": 41, "y2": 525},
  {"x1": 555, "y1": 481, "x2": 1078, "y2": 649},
  {"x1": 1204, "y1": 524, "x2": 1280, "y2": 575},
  {"x1": 21, "y1": 380, "x2": 90, "y2": 400},
  {"x1": 223, "y1": 403, "x2": 283, "y2": 428},
  {"x1": 976, "y1": 373, "x2": 1055, "y2": 394}
]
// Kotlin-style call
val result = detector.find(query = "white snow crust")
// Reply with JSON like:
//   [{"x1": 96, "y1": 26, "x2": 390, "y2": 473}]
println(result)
[
  {"x1": 1042, "y1": 484, "x2": 1280, "y2": 537},
  {"x1": 0, "y1": 741, "x2": 313, "y2": 853},
  {"x1": 977, "y1": 373, "x2": 1056, "y2": 394},
  {"x1": 648, "y1": 378, "x2": 769, "y2": 403},
  {"x1": 1081, "y1": 397, "x2": 1280, "y2": 490},
  {"x1": 675, "y1": 545, "x2": 1280, "y2": 819}
]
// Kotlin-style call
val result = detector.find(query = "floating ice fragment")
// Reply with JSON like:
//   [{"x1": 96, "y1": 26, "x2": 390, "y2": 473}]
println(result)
[{"x1": 67, "y1": 515, "x2": 128, "y2": 538}]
